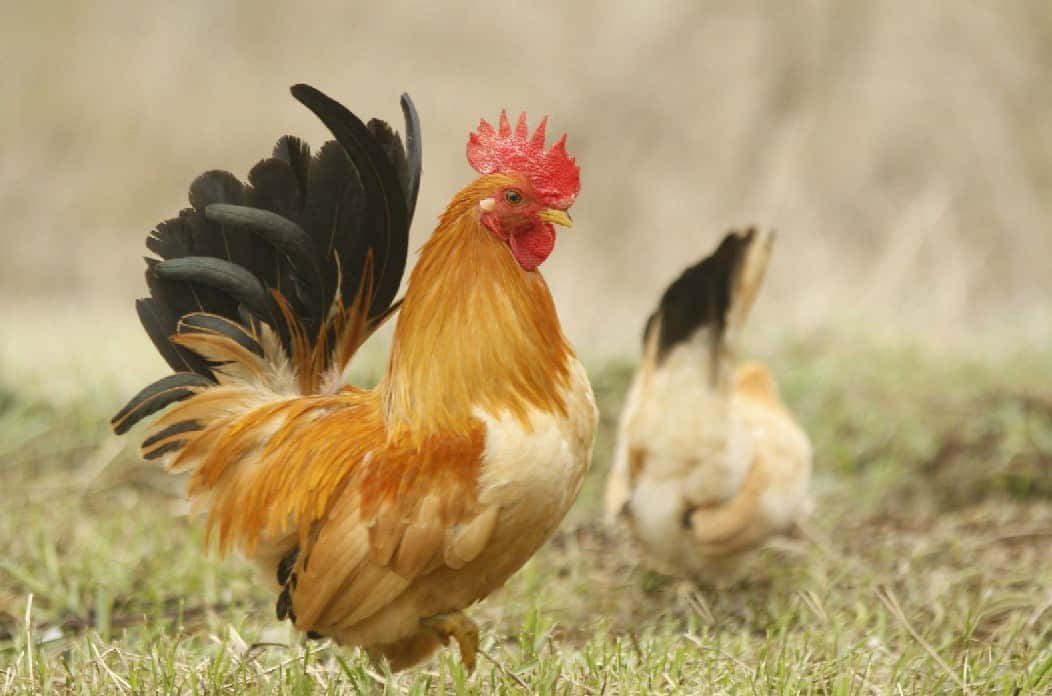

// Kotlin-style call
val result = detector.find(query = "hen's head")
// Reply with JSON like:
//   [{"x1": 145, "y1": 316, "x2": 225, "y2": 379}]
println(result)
[{"x1": 467, "y1": 112, "x2": 580, "y2": 271}]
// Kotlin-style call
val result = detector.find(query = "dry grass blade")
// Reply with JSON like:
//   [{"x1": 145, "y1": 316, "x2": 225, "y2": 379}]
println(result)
[
  {"x1": 793, "y1": 518, "x2": 841, "y2": 561},
  {"x1": 479, "y1": 647, "x2": 531, "y2": 691},
  {"x1": 1026, "y1": 594, "x2": 1052, "y2": 629},
  {"x1": 876, "y1": 585, "x2": 968, "y2": 694},
  {"x1": 23, "y1": 593, "x2": 33, "y2": 687},
  {"x1": 681, "y1": 633, "x2": 752, "y2": 672},
  {"x1": 90, "y1": 642, "x2": 132, "y2": 693},
  {"x1": 686, "y1": 590, "x2": 715, "y2": 624}
]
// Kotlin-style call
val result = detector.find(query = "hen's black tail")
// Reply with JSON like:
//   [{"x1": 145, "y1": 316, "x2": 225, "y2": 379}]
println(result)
[
  {"x1": 112, "y1": 84, "x2": 421, "y2": 435},
  {"x1": 643, "y1": 228, "x2": 773, "y2": 384}
]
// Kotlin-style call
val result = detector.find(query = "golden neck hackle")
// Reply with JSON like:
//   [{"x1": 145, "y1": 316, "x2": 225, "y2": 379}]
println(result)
[{"x1": 382, "y1": 174, "x2": 573, "y2": 440}]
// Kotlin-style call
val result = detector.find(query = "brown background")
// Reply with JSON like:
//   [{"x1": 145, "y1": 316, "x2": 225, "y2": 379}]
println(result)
[{"x1": 3, "y1": 0, "x2": 1050, "y2": 385}]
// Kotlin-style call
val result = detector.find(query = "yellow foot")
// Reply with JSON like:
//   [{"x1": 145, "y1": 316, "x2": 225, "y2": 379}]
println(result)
[{"x1": 421, "y1": 611, "x2": 480, "y2": 672}]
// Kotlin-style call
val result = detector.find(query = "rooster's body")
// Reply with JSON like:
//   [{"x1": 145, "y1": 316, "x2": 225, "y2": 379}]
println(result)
[
  {"x1": 113, "y1": 85, "x2": 596, "y2": 670},
  {"x1": 604, "y1": 229, "x2": 810, "y2": 582}
]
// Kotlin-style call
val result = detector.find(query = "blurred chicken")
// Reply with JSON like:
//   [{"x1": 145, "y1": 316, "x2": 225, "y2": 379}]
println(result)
[
  {"x1": 112, "y1": 84, "x2": 596, "y2": 671},
  {"x1": 604, "y1": 229, "x2": 811, "y2": 582}
]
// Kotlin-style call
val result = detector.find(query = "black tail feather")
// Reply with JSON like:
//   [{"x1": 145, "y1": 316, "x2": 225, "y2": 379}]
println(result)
[
  {"x1": 154, "y1": 257, "x2": 275, "y2": 323},
  {"x1": 242, "y1": 157, "x2": 311, "y2": 312},
  {"x1": 111, "y1": 373, "x2": 214, "y2": 435},
  {"x1": 203, "y1": 203, "x2": 324, "y2": 317},
  {"x1": 399, "y1": 94, "x2": 422, "y2": 228},
  {"x1": 177, "y1": 313, "x2": 264, "y2": 358},
  {"x1": 135, "y1": 296, "x2": 215, "y2": 379},
  {"x1": 647, "y1": 228, "x2": 759, "y2": 365},
  {"x1": 272, "y1": 135, "x2": 312, "y2": 201},
  {"x1": 142, "y1": 440, "x2": 189, "y2": 461},
  {"x1": 187, "y1": 169, "x2": 246, "y2": 211},
  {"x1": 118, "y1": 84, "x2": 421, "y2": 429},
  {"x1": 185, "y1": 171, "x2": 292, "y2": 302},
  {"x1": 141, "y1": 420, "x2": 204, "y2": 450},
  {"x1": 245, "y1": 157, "x2": 306, "y2": 222},
  {"x1": 290, "y1": 83, "x2": 410, "y2": 320}
]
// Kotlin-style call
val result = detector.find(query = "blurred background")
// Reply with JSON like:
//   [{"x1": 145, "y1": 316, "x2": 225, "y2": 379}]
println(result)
[{"x1": 1, "y1": 0, "x2": 1050, "y2": 392}]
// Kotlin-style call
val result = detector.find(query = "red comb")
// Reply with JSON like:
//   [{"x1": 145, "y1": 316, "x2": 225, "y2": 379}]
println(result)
[{"x1": 466, "y1": 111, "x2": 580, "y2": 208}]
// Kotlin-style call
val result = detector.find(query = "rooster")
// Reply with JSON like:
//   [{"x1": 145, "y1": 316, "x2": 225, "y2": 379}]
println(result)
[
  {"x1": 111, "y1": 84, "x2": 597, "y2": 671},
  {"x1": 604, "y1": 229, "x2": 811, "y2": 582}
]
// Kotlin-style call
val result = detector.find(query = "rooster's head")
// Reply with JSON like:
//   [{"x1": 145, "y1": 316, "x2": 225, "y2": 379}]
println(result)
[{"x1": 466, "y1": 112, "x2": 579, "y2": 271}]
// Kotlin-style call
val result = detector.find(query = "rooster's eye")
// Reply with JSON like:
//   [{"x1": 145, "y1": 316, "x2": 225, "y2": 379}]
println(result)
[{"x1": 504, "y1": 190, "x2": 523, "y2": 205}]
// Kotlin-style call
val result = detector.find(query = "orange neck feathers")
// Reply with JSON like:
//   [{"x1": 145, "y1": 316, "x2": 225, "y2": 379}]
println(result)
[{"x1": 382, "y1": 174, "x2": 573, "y2": 439}]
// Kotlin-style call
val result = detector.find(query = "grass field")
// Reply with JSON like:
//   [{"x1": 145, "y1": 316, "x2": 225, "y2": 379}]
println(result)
[{"x1": 0, "y1": 334, "x2": 1050, "y2": 694}]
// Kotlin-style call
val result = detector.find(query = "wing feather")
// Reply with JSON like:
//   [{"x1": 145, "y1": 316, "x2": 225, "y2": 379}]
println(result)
[
  {"x1": 140, "y1": 382, "x2": 495, "y2": 637},
  {"x1": 444, "y1": 505, "x2": 501, "y2": 569},
  {"x1": 390, "y1": 494, "x2": 445, "y2": 577}
]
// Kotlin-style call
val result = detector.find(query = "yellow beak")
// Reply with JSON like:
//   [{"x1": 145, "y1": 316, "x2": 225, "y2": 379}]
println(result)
[{"x1": 536, "y1": 209, "x2": 574, "y2": 228}]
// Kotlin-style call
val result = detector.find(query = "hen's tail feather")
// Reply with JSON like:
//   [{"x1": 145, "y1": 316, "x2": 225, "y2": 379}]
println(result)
[
  {"x1": 645, "y1": 228, "x2": 773, "y2": 380},
  {"x1": 112, "y1": 84, "x2": 420, "y2": 435}
]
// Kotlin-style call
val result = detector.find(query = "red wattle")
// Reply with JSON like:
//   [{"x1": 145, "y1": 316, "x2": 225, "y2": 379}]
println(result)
[{"x1": 509, "y1": 223, "x2": 556, "y2": 271}]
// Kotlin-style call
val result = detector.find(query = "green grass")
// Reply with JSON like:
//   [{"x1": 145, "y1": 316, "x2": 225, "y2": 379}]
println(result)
[{"x1": 1, "y1": 336, "x2": 1051, "y2": 694}]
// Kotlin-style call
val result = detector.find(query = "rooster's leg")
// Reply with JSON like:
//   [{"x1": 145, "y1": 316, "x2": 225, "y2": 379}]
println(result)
[
  {"x1": 421, "y1": 611, "x2": 479, "y2": 672},
  {"x1": 368, "y1": 631, "x2": 444, "y2": 673}
]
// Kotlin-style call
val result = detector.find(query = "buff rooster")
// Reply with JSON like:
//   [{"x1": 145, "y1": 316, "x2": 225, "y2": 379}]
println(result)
[
  {"x1": 112, "y1": 84, "x2": 597, "y2": 671},
  {"x1": 604, "y1": 229, "x2": 811, "y2": 583}
]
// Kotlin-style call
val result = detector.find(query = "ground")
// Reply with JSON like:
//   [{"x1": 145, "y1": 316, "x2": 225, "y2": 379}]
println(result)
[{"x1": 1, "y1": 334, "x2": 1050, "y2": 694}]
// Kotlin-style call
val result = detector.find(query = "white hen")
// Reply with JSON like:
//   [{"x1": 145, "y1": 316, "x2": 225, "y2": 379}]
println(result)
[{"x1": 605, "y1": 228, "x2": 812, "y2": 582}]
